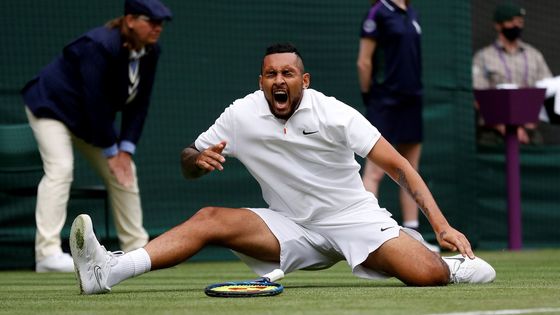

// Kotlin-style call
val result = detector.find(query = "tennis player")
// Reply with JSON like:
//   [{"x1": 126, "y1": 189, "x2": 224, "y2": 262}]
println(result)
[{"x1": 70, "y1": 43, "x2": 495, "y2": 294}]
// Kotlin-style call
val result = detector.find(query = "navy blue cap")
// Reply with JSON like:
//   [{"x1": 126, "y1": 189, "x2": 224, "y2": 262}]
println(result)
[{"x1": 124, "y1": 0, "x2": 172, "y2": 21}]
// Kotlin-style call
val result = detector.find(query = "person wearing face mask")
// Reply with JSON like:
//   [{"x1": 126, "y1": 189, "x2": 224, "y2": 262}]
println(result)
[{"x1": 472, "y1": 2, "x2": 552, "y2": 145}]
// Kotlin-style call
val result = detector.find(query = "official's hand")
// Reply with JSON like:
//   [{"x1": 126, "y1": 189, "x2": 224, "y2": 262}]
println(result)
[
  {"x1": 436, "y1": 226, "x2": 475, "y2": 259},
  {"x1": 195, "y1": 141, "x2": 227, "y2": 172},
  {"x1": 107, "y1": 151, "x2": 134, "y2": 187}
]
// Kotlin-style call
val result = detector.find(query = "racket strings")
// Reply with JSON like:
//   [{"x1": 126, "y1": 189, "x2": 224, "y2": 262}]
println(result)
[{"x1": 204, "y1": 280, "x2": 283, "y2": 297}]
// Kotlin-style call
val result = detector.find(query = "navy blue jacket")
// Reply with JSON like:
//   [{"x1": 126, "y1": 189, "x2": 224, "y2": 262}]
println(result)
[{"x1": 22, "y1": 26, "x2": 160, "y2": 151}]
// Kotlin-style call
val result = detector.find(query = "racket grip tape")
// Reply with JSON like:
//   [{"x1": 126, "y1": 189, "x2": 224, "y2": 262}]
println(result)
[{"x1": 262, "y1": 269, "x2": 284, "y2": 282}]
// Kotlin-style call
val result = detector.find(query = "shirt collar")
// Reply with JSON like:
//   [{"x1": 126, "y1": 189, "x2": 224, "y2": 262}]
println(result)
[
  {"x1": 495, "y1": 39, "x2": 527, "y2": 52},
  {"x1": 381, "y1": 0, "x2": 395, "y2": 11},
  {"x1": 382, "y1": 0, "x2": 408, "y2": 13},
  {"x1": 129, "y1": 47, "x2": 146, "y2": 60}
]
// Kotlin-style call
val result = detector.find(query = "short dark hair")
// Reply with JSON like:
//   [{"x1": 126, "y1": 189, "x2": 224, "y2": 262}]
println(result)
[
  {"x1": 265, "y1": 43, "x2": 303, "y2": 61},
  {"x1": 262, "y1": 43, "x2": 305, "y2": 73}
]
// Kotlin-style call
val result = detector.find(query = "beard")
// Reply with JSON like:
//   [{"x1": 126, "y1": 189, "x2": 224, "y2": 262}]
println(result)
[{"x1": 266, "y1": 91, "x2": 303, "y2": 120}]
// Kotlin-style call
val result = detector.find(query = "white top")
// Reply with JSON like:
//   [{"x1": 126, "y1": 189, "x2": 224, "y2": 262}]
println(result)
[{"x1": 195, "y1": 89, "x2": 381, "y2": 223}]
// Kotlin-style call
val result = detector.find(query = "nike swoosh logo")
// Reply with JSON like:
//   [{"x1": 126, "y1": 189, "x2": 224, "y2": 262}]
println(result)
[
  {"x1": 94, "y1": 265, "x2": 103, "y2": 289},
  {"x1": 446, "y1": 257, "x2": 465, "y2": 263},
  {"x1": 302, "y1": 130, "x2": 318, "y2": 135},
  {"x1": 380, "y1": 226, "x2": 396, "y2": 232}
]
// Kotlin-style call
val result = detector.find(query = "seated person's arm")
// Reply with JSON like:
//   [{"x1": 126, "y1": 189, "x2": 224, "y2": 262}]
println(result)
[{"x1": 181, "y1": 141, "x2": 227, "y2": 179}]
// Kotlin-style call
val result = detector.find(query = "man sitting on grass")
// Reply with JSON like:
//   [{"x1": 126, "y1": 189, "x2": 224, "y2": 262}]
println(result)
[{"x1": 70, "y1": 43, "x2": 495, "y2": 295}]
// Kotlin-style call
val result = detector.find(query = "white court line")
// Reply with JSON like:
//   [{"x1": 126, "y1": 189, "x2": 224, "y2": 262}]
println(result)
[{"x1": 426, "y1": 307, "x2": 560, "y2": 315}]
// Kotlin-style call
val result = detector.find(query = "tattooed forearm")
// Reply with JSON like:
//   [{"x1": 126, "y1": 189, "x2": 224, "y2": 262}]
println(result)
[
  {"x1": 181, "y1": 144, "x2": 208, "y2": 179},
  {"x1": 395, "y1": 168, "x2": 409, "y2": 191},
  {"x1": 395, "y1": 167, "x2": 432, "y2": 218}
]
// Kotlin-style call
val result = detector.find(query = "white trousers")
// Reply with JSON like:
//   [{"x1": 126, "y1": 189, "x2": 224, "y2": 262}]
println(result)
[{"x1": 26, "y1": 107, "x2": 149, "y2": 262}]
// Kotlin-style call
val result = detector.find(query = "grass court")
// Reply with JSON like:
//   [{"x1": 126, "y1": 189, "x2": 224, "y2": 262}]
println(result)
[{"x1": 1, "y1": 249, "x2": 559, "y2": 315}]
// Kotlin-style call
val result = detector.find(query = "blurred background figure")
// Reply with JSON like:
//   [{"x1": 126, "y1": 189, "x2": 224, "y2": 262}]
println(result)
[
  {"x1": 21, "y1": 0, "x2": 172, "y2": 272},
  {"x1": 357, "y1": 0, "x2": 438, "y2": 252},
  {"x1": 472, "y1": 2, "x2": 553, "y2": 145}
]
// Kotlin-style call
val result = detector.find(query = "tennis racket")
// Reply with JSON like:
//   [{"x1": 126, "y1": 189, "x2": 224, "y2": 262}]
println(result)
[{"x1": 204, "y1": 269, "x2": 284, "y2": 298}]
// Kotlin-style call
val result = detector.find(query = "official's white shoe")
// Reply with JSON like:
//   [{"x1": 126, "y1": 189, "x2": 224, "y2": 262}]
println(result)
[
  {"x1": 421, "y1": 240, "x2": 440, "y2": 253},
  {"x1": 36, "y1": 252, "x2": 75, "y2": 273},
  {"x1": 402, "y1": 227, "x2": 440, "y2": 253},
  {"x1": 443, "y1": 254, "x2": 496, "y2": 284},
  {"x1": 70, "y1": 214, "x2": 122, "y2": 294}
]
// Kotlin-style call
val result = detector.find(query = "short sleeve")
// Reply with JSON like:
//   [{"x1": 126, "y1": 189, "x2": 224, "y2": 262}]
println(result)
[
  {"x1": 194, "y1": 104, "x2": 236, "y2": 156},
  {"x1": 360, "y1": 7, "x2": 380, "y2": 39},
  {"x1": 346, "y1": 108, "x2": 381, "y2": 158}
]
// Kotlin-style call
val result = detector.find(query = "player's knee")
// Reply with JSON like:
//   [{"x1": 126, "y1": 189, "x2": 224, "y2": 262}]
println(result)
[
  {"x1": 188, "y1": 207, "x2": 238, "y2": 244},
  {"x1": 426, "y1": 260, "x2": 450, "y2": 286},
  {"x1": 405, "y1": 259, "x2": 450, "y2": 286},
  {"x1": 185, "y1": 207, "x2": 223, "y2": 239},
  {"x1": 191, "y1": 206, "x2": 222, "y2": 225},
  {"x1": 191, "y1": 206, "x2": 240, "y2": 230}
]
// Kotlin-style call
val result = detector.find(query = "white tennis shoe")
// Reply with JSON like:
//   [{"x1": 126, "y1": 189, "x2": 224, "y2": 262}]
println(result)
[
  {"x1": 443, "y1": 254, "x2": 496, "y2": 284},
  {"x1": 70, "y1": 214, "x2": 122, "y2": 294},
  {"x1": 36, "y1": 252, "x2": 74, "y2": 273}
]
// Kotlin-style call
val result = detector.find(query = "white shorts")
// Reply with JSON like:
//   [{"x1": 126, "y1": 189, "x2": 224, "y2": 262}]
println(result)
[{"x1": 234, "y1": 201, "x2": 423, "y2": 280}]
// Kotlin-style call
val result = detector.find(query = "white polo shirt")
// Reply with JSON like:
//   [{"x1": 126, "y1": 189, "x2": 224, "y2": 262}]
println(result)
[{"x1": 195, "y1": 89, "x2": 381, "y2": 223}]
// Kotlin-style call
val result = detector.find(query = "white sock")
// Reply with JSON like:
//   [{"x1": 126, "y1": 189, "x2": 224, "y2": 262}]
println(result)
[
  {"x1": 402, "y1": 220, "x2": 419, "y2": 230},
  {"x1": 108, "y1": 248, "x2": 151, "y2": 288}
]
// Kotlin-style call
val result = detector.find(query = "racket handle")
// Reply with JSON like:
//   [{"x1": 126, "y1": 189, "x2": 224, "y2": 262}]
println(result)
[{"x1": 262, "y1": 269, "x2": 284, "y2": 282}]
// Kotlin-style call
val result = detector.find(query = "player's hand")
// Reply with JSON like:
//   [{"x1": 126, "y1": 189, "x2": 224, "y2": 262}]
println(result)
[
  {"x1": 436, "y1": 226, "x2": 475, "y2": 259},
  {"x1": 195, "y1": 141, "x2": 227, "y2": 172},
  {"x1": 108, "y1": 151, "x2": 134, "y2": 187}
]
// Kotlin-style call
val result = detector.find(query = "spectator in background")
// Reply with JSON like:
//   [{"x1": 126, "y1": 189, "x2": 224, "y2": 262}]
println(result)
[
  {"x1": 472, "y1": 2, "x2": 552, "y2": 145},
  {"x1": 357, "y1": 0, "x2": 438, "y2": 252},
  {"x1": 21, "y1": 0, "x2": 172, "y2": 272}
]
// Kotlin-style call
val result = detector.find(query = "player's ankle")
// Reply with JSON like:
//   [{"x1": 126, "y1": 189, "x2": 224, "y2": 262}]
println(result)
[{"x1": 107, "y1": 248, "x2": 151, "y2": 287}]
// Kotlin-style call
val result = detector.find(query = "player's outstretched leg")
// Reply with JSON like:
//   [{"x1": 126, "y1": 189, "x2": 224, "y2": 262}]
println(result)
[
  {"x1": 70, "y1": 214, "x2": 122, "y2": 294},
  {"x1": 442, "y1": 254, "x2": 496, "y2": 284}
]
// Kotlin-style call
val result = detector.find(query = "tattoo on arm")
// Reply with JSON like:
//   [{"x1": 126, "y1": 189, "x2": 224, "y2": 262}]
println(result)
[
  {"x1": 180, "y1": 143, "x2": 209, "y2": 179},
  {"x1": 395, "y1": 168, "x2": 431, "y2": 218}
]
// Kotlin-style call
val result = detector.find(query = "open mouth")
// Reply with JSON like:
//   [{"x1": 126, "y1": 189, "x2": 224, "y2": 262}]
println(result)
[{"x1": 273, "y1": 90, "x2": 288, "y2": 104}]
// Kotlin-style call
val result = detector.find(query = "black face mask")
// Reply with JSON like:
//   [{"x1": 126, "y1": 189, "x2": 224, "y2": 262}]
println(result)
[{"x1": 502, "y1": 26, "x2": 523, "y2": 42}]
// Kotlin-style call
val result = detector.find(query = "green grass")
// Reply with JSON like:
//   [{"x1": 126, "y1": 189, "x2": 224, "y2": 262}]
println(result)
[{"x1": 1, "y1": 249, "x2": 560, "y2": 315}]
